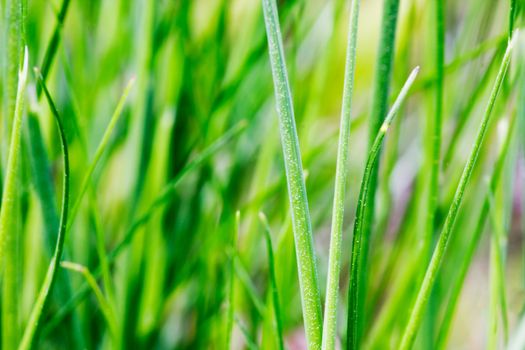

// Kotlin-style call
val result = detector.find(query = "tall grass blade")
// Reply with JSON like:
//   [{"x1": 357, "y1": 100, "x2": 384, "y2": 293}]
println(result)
[
  {"x1": 322, "y1": 1, "x2": 360, "y2": 349},
  {"x1": 0, "y1": 46, "x2": 28, "y2": 350},
  {"x1": 346, "y1": 66, "x2": 419, "y2": 350},
  {"x1": 226, "y1": 211, "x2": 240, "y2": 349},
  {"x1": 259, "y1": 212, "x2": 285, "y2": 350},
  {"x1": 19, "y1": 67, "x2": 70, "y2": 350},
  {"x1": 262, "y1": 0, "x2": 322, "y2": 348},
  {"x1": 67, "y1": 77, "x2": 136, "y2": 229},
  {"x1": 435, "y1": 109, "x2": 517, "y2": 350},
  {"x1": 399, "y1": 32, "x2": 518, "y2": 350}
]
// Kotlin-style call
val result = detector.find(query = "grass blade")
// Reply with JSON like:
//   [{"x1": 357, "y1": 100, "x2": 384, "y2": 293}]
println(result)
[
  {"x1": 435, "y1": 108, "x2": 518, "y2": 350},
  {"x1": 399, "y1": 32, "x2": 517, "y2": 350},
  {"x1": 346, "y1": 66, "x2": 419, "y2": 350},
  {"x1": 359, "y1": 0, "x2": 401, "y2": 340},
  {"x1": 226, "y1": 211, "x2": 240, "y2": 349},
  {"x1": 262, "y1": 0, "x2": 322, "y2": 348},
  {"x1": 259, "y1": 212, "x2": 285, "y2": 350},
  {"x1": 67, "y1": 77, "x2": 136, "y2": 230},
  {"x1": 60, "y1": 261, "x2": 117, "y2": 338},
  {"x1": 19, "y1": 67, "x2": 70, "y2": 350},
  {"x1": 0, "y1": 46, "x2": 28, "y2": 350},
  {"x1": 322, "y1": 1, "x2": 360, "y2": 349}
]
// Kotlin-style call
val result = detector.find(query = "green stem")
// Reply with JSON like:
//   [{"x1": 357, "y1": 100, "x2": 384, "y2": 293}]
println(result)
[
  {"x1": 322, "y1": 1, "x2": 360, "y2": 349},
  {"x1": 435, "y1": 110, "x2": 517, "y2": 349},
  {"x1": 19, "y1": 67, "x2": 70, "y2": 350},
  {"x1": 262, "y1": 0, "x2": 323, "y2": 348},
  {"x1": 259, "y1": 212, "x2": 285, "y2": 350},
  {"x1": 0, "y1": 47, "x2": 28, "y2": 350},
  {"x1": 399, "y1": 32, "x2": 517, "y2": 350},
  {"x1": 346, "y1": 66, "x2": 419, "y2": 350}
]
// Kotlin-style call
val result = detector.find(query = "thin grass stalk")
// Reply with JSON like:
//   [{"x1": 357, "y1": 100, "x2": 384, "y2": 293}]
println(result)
[
  {"x1": 435, "y1": 109, "x2": 517, "y2": 349},
  {"x1": 421, "y1": 0, "x2": 445, "y2": 345},
  {"x1": 67, "y1": 77, "x2": 135, "y2": 230},
  {"x1": 346, "y1": 66, "x2": 419, "y2": 350},
  {"x1": 19, "y1": 67, "x2": 70, "y2": 350},
  {"x1": 359, "y1": 0, "x2": 400, "y2": 340},
  {"x1": 42, "y1": 120, "x2": 247, "y2": 334},
  {"x1": 399, "y1": 32, "x2": 518, "y2": 350},
  {"x1": 226, "y1": 211, "x2": 240, "y2": 349},
  {"x1": 262, "y1": 0, "x2": 323, "y2": 347},
  {"x1": 259, "y1": 212, "x2": 285, "y2": 350},
  {"x1": 0, "y1": 46, "x2": 27, "y2": 350},
  {"x1": 322, "y1": 1, "x2": 360, "y2": 349},
  {"x1": 488, "y1": 188, "x2": 510, "y2": 348},
  {"x1": 60, "y1": 261, "x2": 117, "y2": 338}
]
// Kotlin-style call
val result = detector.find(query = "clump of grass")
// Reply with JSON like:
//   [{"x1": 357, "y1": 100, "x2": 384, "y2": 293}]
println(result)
[{"x1": 399, "y1": 31, "x2": 517, "y2": 350}]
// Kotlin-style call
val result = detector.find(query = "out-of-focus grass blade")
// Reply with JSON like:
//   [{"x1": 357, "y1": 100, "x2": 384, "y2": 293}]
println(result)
[
  {"x1": 262, "y1": 0, "x2": 322, "y2": 347},
  {"x1": 399, "y1": 32, "x2": 517, "y2": 350},
  {"x1": 235, "y1": 315, "x2": 260, "y2": 350},
  {"x1": 259, "y1": 212, "x2": 285, "y2": 350},
  {"x1": 19, "y1": 66, "x2": 70, "y2": 350},
  {"x1": 346, "y1": 66, "x2": 419, "y2": 350},
  {"x1": 60, "y1": 261, "x2": 117, "y2": 338},
  {"x1": 322, "y1": 0, "x2": 360, "y2": 349},
  {"x1": 488, "y1": 189, "x2": 510, "y2": 347},
  {"x1": 67, "y1": 77, "x2": 136, "y2": 229},
  {"x1": 0, "y1": 46, "x2": 28, "y2": 350},
  {"x1": 226, "y1": 211, "x2": 240, "y2": 349}
]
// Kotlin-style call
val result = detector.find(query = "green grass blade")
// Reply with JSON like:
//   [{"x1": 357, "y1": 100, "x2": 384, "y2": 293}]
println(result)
[
  {"x1": 36, "y1": 0, "x2": 71, "y2": 98},
  {"x1": 0, "y1": 46, "x2": 28, "y2": 350},
  {"x1": 226, "y1": 211, "x2": 240, "y2": 349},
  {"x1": 346, "y1": 66, "x2": 419, "y2": 350},
  {"x1": 19, "y1": 66, "x2": 70, "y2": 350},
  {"x1": 60, "y1": 261, "x2": 117, "y2": 339},
  {"x1": 67, "y1": 77, "x2": 135, "y2": 230},
  {"x1": 435, "y1": 109, "x2": 517, "y2": 349},
  {"x1": 399, "y1": 32, "x2": 517, "y2": 350},
  {"x1": 322, "y1": 1, "x2": 360, "y2": 349},
  {"x1": 262, "y1": 0, "x2": 322, "y2": 348},
  {"x1": 359, "y1": 0, "x2": 401, "y2": 340},
  {"x1": 235, "y1": 315, "x2": 260, "y2": 350},
  {"x1": 259, "y1": 212, "x2": 285, "y2": 350},
  {"x1": 488, "y1": 190, "x2": 510, "y2": 346}
]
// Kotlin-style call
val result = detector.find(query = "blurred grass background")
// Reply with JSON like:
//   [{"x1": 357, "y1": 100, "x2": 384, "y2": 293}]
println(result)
[{"x1": 1, "y1": 0, "x2": 524, "y2": 349}]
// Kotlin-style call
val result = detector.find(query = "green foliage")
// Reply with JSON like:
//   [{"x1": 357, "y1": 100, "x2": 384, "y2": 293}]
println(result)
[{"x1": 0, "y1": 1, "x2": 523, "y2": 349}]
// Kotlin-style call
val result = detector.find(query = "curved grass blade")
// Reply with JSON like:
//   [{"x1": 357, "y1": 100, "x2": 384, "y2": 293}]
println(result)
[
  {"x1": 399, "y1": 32, "x2": 518, "y2": 350},
  {"x1": 259, "y1": 212, "x2": 285, "y2": 350},
  {"x1": 67, "y1": 77, "x2": 136, "y2": 230},
  {"x1": 0, "y1": 46, "x2": 28, "y2": 350},
  {"x1": 322, "y1": 1, "x2": 360, "y2": 349},
  {"x1": 42, "y1": 120, "x2": 247, "y2": 334},
  {"x1": 346, "y1": 66, "x2": 419, "y2": 350},
  {"x1": 435, "y1": 109, "x2": 517, "y2": 349},
  {"x1": 19, "y1": 67, "x2": 70, "y2": 350},
  {"x1": 358, "y1": 0, "x2": 401, "y2": 340},
  {"x1": 60, "y1": 261, "x2": 117, "y2": 338},
  {"x1": 262, "y1": 0, "x2": 322, "y2": 347}
]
